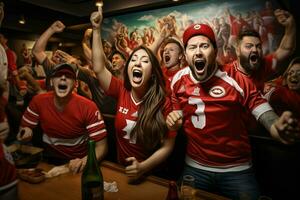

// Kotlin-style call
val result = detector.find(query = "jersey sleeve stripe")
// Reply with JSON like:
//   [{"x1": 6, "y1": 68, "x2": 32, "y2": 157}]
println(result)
[
  {"x1": 89, "y1": 129, "x2": 106, "y2": 137},
  {"x1": 43, "y1": 134, "x2": 87, "y2": 146},
  {"x1": 22, "y1": 116, "x2": 38, "y2": 125},
  {"x1": 215, "y1": 69, "x2": 244, "y2": 97},
  {"x1": 86, "y1": 121, "x2": 104, "y2": 129},
  {"x1": 170, "y1": 67, "x2": 190, "y2": 90},
  {"x1": 27, "y1": 107, "x2": 39, "y2": 117},
  {"x1": 251, "y1": 102, "x2": 273, "y2": 120}
]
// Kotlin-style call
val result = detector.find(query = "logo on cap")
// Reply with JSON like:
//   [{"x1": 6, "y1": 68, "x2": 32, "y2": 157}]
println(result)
[{"x1": 194, "y1": 24, "x2": 201, "y2": 30}]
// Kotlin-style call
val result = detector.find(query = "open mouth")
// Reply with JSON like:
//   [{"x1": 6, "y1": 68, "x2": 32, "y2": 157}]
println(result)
[
  {"x1": 164, "y1": 55, "x2": 170, "y2": 63},
  {"x1": 250, "y1": 54, "x2": 258, "y2": 63},
  {"x1": 132, "y1": 69, "x2": 143, "y2": 84},
  {"x1": 289, "y1": 78, "x2": 299, "y2": 84},
  {"x1": 194, "y1": 59, "x2": 206, "y2": 73},
  {"x1": 58, "y1": 84, "x2": 67, "y2": 90}
]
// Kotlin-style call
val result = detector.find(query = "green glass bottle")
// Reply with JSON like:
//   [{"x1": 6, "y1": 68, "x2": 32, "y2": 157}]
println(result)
[{"x1": 81, "y1": 140, "x2": 104, "y2": 200}]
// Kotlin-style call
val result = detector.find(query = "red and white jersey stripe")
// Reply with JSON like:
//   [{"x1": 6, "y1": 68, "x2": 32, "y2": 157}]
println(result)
[
  {"x1": 21, "y1": 92, "x2": 107, "y2": 160},
  {"x1": 171, "y1": 64, "x2": 272, "y2": 172}
]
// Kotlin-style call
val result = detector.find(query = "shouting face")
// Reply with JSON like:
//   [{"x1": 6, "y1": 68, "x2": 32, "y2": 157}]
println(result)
[
  {"x1": 127, "y1": 49, "x2": 152, "y2": 91},
  {"x1": 185, "y1": 35, "x2": 217, "y2": 82},
  {"x1": 163, "y1": 42, "x2": 183, "y2": 71},
  {"x1": 51, "y1": 72, "x2": 76, "y2": 98},
  {"x1": 286, "y1": 63, "x2": 300, "y2": 91},
  {"x1": 237, "y1": 36, "x2": 263, "y2": 75}
]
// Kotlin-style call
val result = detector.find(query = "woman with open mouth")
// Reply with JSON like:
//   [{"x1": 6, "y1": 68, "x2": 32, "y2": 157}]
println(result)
[{"x1": 91, "y1": 10, "x2": 176, "y2": 182}]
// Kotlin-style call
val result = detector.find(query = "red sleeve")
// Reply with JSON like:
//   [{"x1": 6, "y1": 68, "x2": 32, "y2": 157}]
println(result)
[
  {"x1": 21, "y1": 96, "x2": 40, "y2": 128},
  {"x1": 163, "y1": 96, "x2": 177, "y2": 138},
  {"x1": 5, "y1": 49, "x2": 17, "y2": 73},
  {"x1": 85, "y1": 101, "x2": 107, "y2": 142},
  {"x1": 269, "y1": 86, "x2": 300, "y2": 116}
]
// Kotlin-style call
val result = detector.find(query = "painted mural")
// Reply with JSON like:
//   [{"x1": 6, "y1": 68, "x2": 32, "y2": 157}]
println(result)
[{"x1": 101, "y1": 0, "x2": 283, "y2": 64}]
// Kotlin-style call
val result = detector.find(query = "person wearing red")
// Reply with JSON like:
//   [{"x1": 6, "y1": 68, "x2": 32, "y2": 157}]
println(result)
[
  {"x1": 91, "y1": 9, "x2": 176, "y2": 182},
  {"x1": 264, "y1": 57, "x2": 300, "y2": 123},
  {"x1": 17, "y1": 63, "x2": 107, "y2": 173},
  {"x1": 235, "y1": 9, "x2": 296, "y2": 92},
  {"x1": 159, "y1": 37, "x2": 185, "y2": 91},
  {"x1": 166, "y1": 23, "x2": 299, "y2": 200}
]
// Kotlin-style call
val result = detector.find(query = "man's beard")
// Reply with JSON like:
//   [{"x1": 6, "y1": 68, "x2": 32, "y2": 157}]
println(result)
[{"x1": 239, "y1": 53, "x2": 261, "y2": 75}]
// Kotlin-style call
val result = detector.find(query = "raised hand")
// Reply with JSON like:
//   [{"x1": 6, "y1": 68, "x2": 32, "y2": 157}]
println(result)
[
  {"x1": 90, "y1": 10, "x2": 103, "y2": 29},
  {"x1": 83, "y1": 28, "x2": 93, "y2": 40},
  {"x1": 274, "y1": 9, "x2": 295, "y2": 27},
  {"x1": 50, "y1": 20, "x2": 66, "y2": 33}
]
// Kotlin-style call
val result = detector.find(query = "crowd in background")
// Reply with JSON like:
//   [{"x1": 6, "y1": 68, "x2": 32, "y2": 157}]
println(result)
[{"x1": 0, "y1": 1, "x2": 300, "y2": 200}]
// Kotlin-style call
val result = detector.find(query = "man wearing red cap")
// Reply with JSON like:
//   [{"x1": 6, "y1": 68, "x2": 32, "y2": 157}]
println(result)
[
  {"x1": 166, "y1": 23, "x2": 299, "y2": 199},
  {"x1": 17, "y1": 63, "x2": 108, "y2": 173}
]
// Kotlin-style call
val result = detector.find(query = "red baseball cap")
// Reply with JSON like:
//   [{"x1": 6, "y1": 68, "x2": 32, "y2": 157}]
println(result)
[
  {"x1": 183, "y1": 24, "x2": 217, "y2": 49},
  {"x1": 51, "y1": 63, "x2": 77, "y2": 79}
]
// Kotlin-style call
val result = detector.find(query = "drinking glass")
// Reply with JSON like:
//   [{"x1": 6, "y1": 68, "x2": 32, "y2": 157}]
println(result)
[{"x1": 181, "y1": 175, "x2": 195, "y2": 200}]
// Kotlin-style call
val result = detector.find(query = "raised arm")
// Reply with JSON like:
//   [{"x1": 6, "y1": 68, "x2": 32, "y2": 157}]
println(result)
[
  {"x1": 91, "y1": 9, "x2": 112, "y2": 92},
  {"x1": 32, "y1": 21, "x2": 65, "y2": 64},
  {"x1": 273, "y1": 9, "x2": 296, "y2": 62},
  {"x1": 82, "y1": 28, "x2": 93, "y2": 65},
  {"x1": 148, "y1": 24, "x2": 170, "y2": 55}
]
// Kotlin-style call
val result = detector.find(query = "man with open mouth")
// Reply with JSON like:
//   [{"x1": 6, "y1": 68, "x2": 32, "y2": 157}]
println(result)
[
  {"x1": 17, "y1": 63, "x2": 108, "y2": 174},
  {"x1": 166, "y1": 23, "x2": 300, "y2": 200},
  {"x1": 160, "y1": 37, "x2": 185, "y2": 90},
  {"x1": 234, "y1": 9, "x2": 296, "y2": 92}
]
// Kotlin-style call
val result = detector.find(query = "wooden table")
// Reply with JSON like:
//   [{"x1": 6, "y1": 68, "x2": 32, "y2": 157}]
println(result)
[{"x1": 18, "y1": 161, "x2": 230, "y2": 200}]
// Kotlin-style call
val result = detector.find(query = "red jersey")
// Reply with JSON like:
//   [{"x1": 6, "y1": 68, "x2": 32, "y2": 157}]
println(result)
[
  {"x1": 170, "y1": 65, "x2": 272, "y2": 171},
  {"x1": 0, "y1": 144, "x2": 17, "y2": 190},
  {"x1": 228, "y1": 14, "x2": 249, "y2": 37},
  {"x1": 21, "y1": 92, "x2": 107, "y2": 160},
  {"x1": 162, "y1": 66, "x2": 181, "y2": 94},
  {"x1": 265, "y1": 85, "x2": 300, "y2": 121},
  {"x1": 106, "y1": 76, "x2": 176, "y2": 166}
]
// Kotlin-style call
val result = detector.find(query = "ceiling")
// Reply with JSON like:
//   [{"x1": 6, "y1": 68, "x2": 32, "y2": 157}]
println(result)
[{"x1": 1, "y1": 0, "x2": 194, "y2": 47}]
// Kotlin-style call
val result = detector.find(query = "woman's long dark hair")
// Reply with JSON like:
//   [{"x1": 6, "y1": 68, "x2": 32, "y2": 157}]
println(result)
[{"x1": 124, "y1": 45, "x2": 168, "y2": 153}]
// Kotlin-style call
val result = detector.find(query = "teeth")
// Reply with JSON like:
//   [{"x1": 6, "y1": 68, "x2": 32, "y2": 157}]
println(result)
[{"x1": 133, "y1": 69, "x2": 142, "y2": 78}]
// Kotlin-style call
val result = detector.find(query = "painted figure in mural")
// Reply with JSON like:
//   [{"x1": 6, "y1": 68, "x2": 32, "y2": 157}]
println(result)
[
  {"x1": 91, "y1": 9, "x2": 177, "y2": 182},
  {"x1": 166, "y1": 23, "x2": 300, "y2": 200},
  {"x1": 157, "y1": 15, "x2": 178, "y2": 38},
  {"x1": 260, "y1": 0, "x2": 277, "y2": 54}
]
